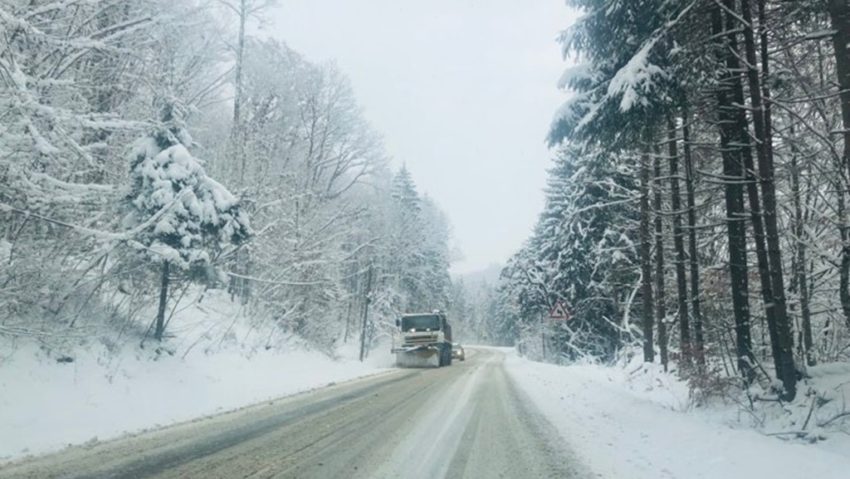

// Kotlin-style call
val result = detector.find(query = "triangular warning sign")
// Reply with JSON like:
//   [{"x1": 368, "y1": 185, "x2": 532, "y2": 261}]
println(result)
[{"x1": 548, "y1": 301, "x2": 570, "y2": 321}]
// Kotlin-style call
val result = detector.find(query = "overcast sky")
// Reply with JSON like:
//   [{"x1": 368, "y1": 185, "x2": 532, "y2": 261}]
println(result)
[{"x1": 267, "y1": 0, "x2": 576, "y2": 274}]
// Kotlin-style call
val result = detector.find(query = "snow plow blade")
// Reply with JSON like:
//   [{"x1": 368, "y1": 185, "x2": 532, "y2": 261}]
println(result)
[{"x1": 392, "y1": 346, "x2": 440, "y2": 368}]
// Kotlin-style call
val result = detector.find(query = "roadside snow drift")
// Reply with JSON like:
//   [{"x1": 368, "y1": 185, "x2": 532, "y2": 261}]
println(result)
[
  {"x1": 505, "y1": 353, "x2": 850, "y2": 479},
  {"x1": 0, "y1": 291, "x2": 390, "y2": 462},
  {"x1": 0, "y1": 343, "x2": 388, "y2": 462}
]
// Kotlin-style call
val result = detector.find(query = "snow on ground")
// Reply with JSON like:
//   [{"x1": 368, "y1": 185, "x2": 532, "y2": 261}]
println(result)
[
  {"x1": 506, "y1": 352, "x2": 850, "y2": 479},
  {"x1": 0, "y1": 291, "x2": 391, "y2": 462}
]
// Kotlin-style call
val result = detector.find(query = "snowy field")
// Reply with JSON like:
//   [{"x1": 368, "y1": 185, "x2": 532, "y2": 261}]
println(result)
[
  {"x1": 0, "y1": 292, "x2": 391, "y2": 462},
  {"x1": 506, "y1": 352, "x2": 850, "y2": 479}
]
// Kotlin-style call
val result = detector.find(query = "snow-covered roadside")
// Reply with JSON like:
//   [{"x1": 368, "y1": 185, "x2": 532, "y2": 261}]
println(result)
[
  {"x1": 0, "y1": 291, "x2": 392, "y2": 462},
  {"x1": 505, "y1": 353, "x2": 850, "y2": 479},
  {"x1": 0, "y1": 343, "x2": 389, "y2": 462}
]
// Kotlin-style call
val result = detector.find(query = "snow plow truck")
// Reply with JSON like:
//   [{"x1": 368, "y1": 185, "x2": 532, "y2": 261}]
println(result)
[{"x1": 392, "y1": 311, "x2": 453, "y2": 367}]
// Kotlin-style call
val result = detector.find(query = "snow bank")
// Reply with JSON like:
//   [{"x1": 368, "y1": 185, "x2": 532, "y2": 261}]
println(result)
[
  {"x1": 506, "y1": 353, "x2": 850, "y2": 479},
  {"x1": 0, "y1": 292, "x2": 391, "y2": 462}
]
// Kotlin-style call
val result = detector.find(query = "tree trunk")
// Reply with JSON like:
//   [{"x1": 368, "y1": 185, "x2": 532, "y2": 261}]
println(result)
[
  {"x1": 654, "y1": 149, "x2": 668, "y2": 370},
  {"x1": 713, "y1": 4, "x2": 755, "y2": 384},
  {"x1": 640, "y1": 149, "x2": 655, "y2": 363},
  {"x1": 725, "y1": 0, "x2": 777, "y2": 375},
  {"x1": 668, "y1": 116, "x2": 691, "y2": 367},
  {"x1": 829, "y1": 0, "x2": 850, "y2": 330},
  {"x1": 790, "y1": 144, "x2": 814, "y2": 366},
  {"x1": 155, "y1": 261, "x2": 170, "y2": 341},
  {"x1": 682, "y1": 110, "x2": 705, "y2": 366},
  {"x1": 343, "y1": 296, "x2": 354, "y2": 343},
  {"x1": 737, "y1": 0, "x2": 796, "y2": 400},
  {"x1": 233, "y1": 0, "x2": 247, "y2": 185},
  {"x1": 359, "y1": 265, "x2": 374, "y2": 362},
  {"x1": 840, "y1": 178, "x2": 850, "y2": 331}
]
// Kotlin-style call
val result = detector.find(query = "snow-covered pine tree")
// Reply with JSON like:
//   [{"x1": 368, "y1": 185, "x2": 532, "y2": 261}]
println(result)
[
  {"x1": 530, "y1": 145, "x2": 639, "y2": 359},
  {"x1": 546, "y1": 0, "x2": 688, "y2": 365},
  {"x1": 389, "y1": 166, "x2": 426, "y2": 310},
  {"x1": 124, "y1": 105, "x2": 250, "y2": 341},
  {"x1": 419, "y1": 196, "x2": 453, "y2": 310},
  {"x1": 382, "y1": 166, "x2": 453, "y2": 315}
]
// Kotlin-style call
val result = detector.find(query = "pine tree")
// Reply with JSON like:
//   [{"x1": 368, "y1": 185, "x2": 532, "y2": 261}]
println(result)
[
  {"x1": 525, "y1": 146, "x2": 639, "y2": 359},
  {"x1": 124, "y1": 106, "x2": 250, "y2": 341},
  {"x1": 389, "y1": 166, "x2": 425, "y2": 310}
]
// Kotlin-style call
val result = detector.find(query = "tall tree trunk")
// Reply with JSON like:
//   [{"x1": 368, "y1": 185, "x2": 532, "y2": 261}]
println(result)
[
  {"x1": 828, "y1": 0, "x2": 850, "y2": 330},
  {"x1": 682, "y1": 110, "x2": 705, "y2": 366},
  {"x1": 654, "y1": 150, "x2": 668, "y2": 370},
  {"x1": 343, "y1": 296, "x2": 354, "y2": 343},
  {"x1": 359, "y1": 265, "x2": 374, "y2": 362},
  {"x1": 232, "y1": 0, "x2": 247, "y2": 186},
  {"x1": 668, "y1": 116, "x2": 691, "y2": 367},
  {"x1": 790, "y1": 142, "x2": 814, "y2": 366},
  {"x1": 713, "y1": 4, "x2": 755, "y2": 384},
  {"x1": 725, "y1": 0, "x2": 776, "y2": 375},
  {"x1": 757, "y1": 0, "x2": 797, "y2": 396},
  {"x1": 155, "y1": 261, "x2": 170, "y2": 341},
  {"x1": 640, "y1": 149, "x2": 655, "y2": 363},
  {"x1": 738, "y1": 0, "x2": 796, "y2": 400},
  {"x1": 840, "y1": 178, "x2": 850, "y2": 331},
  {"x1": 226, "y1": 0, "x2": 250, "y2": 300}
]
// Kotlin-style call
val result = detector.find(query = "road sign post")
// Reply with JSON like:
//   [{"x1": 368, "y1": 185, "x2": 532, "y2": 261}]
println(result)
[{"x1": 544, "y1": 301, "x2": 570, "y2": 361}]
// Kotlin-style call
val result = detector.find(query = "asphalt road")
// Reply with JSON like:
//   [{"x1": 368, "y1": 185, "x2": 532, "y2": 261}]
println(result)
[{"x1": 0, "y1": 348, "x2": 587, "y2": 479}]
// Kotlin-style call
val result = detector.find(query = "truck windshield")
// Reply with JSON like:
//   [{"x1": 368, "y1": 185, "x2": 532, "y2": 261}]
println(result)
[{"x1": 401, "y1": 315, "x2": 441, "y2": 331}]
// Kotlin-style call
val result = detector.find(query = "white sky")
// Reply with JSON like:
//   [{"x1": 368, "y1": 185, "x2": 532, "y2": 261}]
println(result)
[{"x1": 266, "y1": 0, "x2": 577, "y2": 274}]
